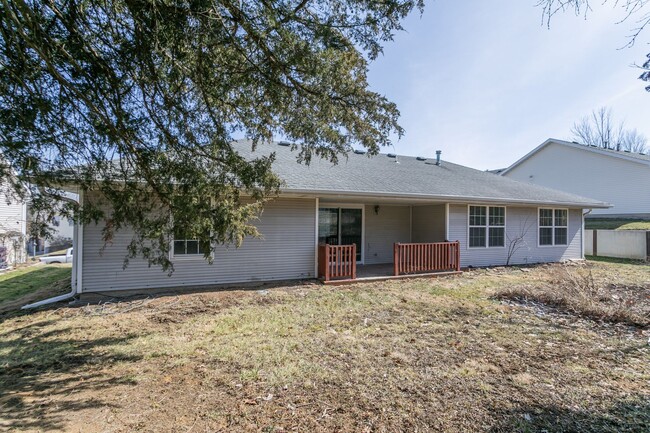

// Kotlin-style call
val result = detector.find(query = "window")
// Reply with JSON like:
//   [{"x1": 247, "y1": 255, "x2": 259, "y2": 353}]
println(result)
[
  {"x1": 318, "y1": 207, "x2": 363, "y2": 262},
  {"x1": 539, "y1": 208, "x2": 568, "y2": 246},
  {"x1": 488, "y1": 207, "x2": 505, "y2": 247},
  {"x1": 468, "y1": 205, "x2": 505, "y2": 248},
  {"x1": 173, "y1": 228, "x2": 207, "y2": 256}
]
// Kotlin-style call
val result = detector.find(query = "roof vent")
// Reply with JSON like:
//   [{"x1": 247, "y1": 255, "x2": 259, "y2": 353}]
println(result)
[
  {"x1": 353, "y1": 149, "x2": 366, "y2": 155},
  {"x1": 416, "y1": 156, "x2": 427, "y2": 161},
  {"x1": 387, "y1": 153, "x2": 397, "y2": 158},
  {"x1": 278, "y1": 141, "x2": 291, "y2": 147},
  {"x1": 624, "y1": 149, "x2": 631, "y2": 153},
  {"x1": 639, "y1": 152, "x2": 646, "y2": 155},
  {"x1": 589, "y1": 144, "x2": 597, "y2": 148},
  {"x1": 435, "y1": 150, "x2": 442, "y2": 166}
]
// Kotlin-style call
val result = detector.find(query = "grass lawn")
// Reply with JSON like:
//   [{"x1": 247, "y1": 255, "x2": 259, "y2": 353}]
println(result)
[
  {"x1": 585, "y1": 255, "x2": 647, "y2": 265},
  {"x1": 0, "y1": 260, "x2": 648, "y2": 432},
  {"x1": 585, "y1": 218, "x2": 650, "y2": 230},
  {"x1": 0, "y1": 264, "x2": 71, "y2": 305}
]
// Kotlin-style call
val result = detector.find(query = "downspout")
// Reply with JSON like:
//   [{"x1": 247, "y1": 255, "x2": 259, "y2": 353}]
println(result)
[
  {"x1": 581, "y1": 209, "x2": 592, "y2": 260},
  {"x1": 22, "y1": 189, "x2": 81, "y2": 309}
]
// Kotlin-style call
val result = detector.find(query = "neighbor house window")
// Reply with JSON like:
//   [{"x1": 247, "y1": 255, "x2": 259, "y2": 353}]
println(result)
[
  {"x1": 173, "y1": 228, "x2": 207, "y2": 256},
  {"x1": 468, "y1": 206, "x2": 505, "y2": 248},
  {"x1": 539, "y1": 208, "x2": 568, "y2": 246}
]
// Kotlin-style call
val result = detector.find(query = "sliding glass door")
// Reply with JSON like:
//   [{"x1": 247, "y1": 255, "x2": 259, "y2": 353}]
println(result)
[{"x1": 318, "y1": 207, "x2": 362, "y2": 262}]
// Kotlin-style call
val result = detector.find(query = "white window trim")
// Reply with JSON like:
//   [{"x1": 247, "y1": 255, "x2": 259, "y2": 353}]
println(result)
[
  {"x1": 467, "y1": 205, "x2": 507, "y2": 249},
  {"x1": 537, "y1": 207, "x2": 569, "y2": 248},
  {"x1": 171, "y1": 238, "x2": 207, "y2": 259}
]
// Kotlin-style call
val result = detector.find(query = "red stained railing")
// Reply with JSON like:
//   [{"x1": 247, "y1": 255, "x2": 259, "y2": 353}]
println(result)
[
  {"x1": 393, "y1": 241, "x2": 461, "y2": 276},
  {"x1": 318, "y1": 244, "x2": 357, "y2": 281}
]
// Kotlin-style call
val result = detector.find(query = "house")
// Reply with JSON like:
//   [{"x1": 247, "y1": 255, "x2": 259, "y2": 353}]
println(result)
[
  {"x1": 0, "y1": 179, "x2": 28, "y2": 269},
  {"x1": 498, "y1": 138, "x2": 650, "y2": 219},
  {"x1": 68, "y1": 140, "x2": 608, "y2": 294},
  {"x1": 27, "y1": 191, "x2": 78, "y2": 255}
]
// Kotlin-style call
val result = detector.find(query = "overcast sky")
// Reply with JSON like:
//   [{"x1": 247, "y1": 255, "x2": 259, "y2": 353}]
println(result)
[{"x1": 367, "y1": 1, "x2": 649, "y2": 170}]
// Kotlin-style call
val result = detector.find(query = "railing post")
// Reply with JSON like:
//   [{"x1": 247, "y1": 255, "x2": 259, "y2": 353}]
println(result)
[
  {"x1": 325, "y1": 244, "x2": 330, "y2": 282},
  {"x1": 393, "y1": 243, "x2": 399, "y2": 276},
  {"x1": 352, "y1": 244, "x2": 357, "y2": 280},
  {"x1": 455, "y1": 241, "x2": 461, "y2": 271}
]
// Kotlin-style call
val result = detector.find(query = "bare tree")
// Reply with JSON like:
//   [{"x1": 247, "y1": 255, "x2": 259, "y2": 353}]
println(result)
[
  {"x1": 506, "y1": 217, "x2": 534, "y2": 266},
  {"x1": 571, "y1": 107, "x2": 648, "y2": 153}
]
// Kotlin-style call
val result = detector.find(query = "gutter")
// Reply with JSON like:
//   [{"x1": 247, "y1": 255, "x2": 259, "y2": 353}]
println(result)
[
  {"x1": 22, "y1": 189, "x2": 80, "y2": 310},
  {"x1": 280, "y1": 188, "x2": 611, "y2": 209}
]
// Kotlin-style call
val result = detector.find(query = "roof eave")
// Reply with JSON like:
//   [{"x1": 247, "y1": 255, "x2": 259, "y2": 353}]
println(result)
[{"x1": 280, "y1": 188, "x2": 611, "y2": 209}]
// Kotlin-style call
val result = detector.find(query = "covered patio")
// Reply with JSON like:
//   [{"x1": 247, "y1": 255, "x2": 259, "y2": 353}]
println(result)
[
  {"x1": 317, "y1": 241, "x2": 462, "y2": 284},
  {"x1": 316, "y1": 200, "x2": 461, "y2": 284}
]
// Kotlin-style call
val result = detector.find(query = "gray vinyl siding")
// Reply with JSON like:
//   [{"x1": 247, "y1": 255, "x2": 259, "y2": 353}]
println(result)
[
  {"x1": 448, "y1": 204, "x2": 582, "y2": 267},
  {"x1": 81, "y1": 196, "x2": 316, "y2": 292},
  {"x1": 364, "y1": 205, "x2": 410, "y2": 265},
  {"x1": 411, "y1": 205, "x2": 446, "y2": 243}
]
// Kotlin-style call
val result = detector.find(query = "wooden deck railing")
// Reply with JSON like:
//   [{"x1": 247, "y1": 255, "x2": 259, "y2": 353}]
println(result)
[
  {"x1": 318, "y1": 244, "x2": 357, "y2": 281},
  {"x1": 393, "y1": 241, "x2": 461, "y2": 276}
]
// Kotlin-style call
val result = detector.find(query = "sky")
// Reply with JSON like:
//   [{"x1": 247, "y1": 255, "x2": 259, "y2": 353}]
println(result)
[{"x1": 366, "y1": 1, "x2": 649, "y2": 170}]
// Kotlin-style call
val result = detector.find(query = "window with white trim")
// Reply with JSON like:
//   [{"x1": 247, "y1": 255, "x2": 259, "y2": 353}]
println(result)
[
  {"x1": 539, "y1": 208, "x2": 568, "y2": 246},
  {"x1": 173, "y1": 228, "x2": 207, "y2": 256},
  {"x1": 468, "y1": 205, "x2": 505, "y2": 248}
]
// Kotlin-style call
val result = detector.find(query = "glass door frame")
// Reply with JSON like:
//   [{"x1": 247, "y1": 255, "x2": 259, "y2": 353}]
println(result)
[{"x1": 317, "y1": 203, "x2": 365, "y2": 264}]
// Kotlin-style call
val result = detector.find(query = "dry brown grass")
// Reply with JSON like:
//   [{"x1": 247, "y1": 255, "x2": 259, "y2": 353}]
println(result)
[
  {"x1": 1, "y1": 260, "x2": 649, "y2": 432},
  {"x1": 495, "y1": 266, "x2": 650, "y2": 328}
]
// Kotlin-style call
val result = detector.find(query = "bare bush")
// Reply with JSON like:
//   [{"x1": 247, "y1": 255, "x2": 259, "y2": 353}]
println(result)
[{"x1": 496, "y1": 266, "x2": 649, "y2": 328}]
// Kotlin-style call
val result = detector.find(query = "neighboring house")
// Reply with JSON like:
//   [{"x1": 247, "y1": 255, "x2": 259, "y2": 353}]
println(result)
[
  {"x1": 0, "y1": 180, "x2": 28, "y2": 269},
  {"x1": 499, "y1": 138, "x2": 650, "y2": 218},
  {"x1": 27, "y1": 191, "x2": 78, "y2": 255},
  {"x1": 68, "y1": 140, "x2": 608, "y2": 294}
]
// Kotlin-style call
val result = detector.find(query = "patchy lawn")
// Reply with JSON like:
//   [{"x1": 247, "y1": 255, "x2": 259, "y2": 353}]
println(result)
[
  {"x1": 0, "y1": 260, "x2": 648, "y2": 432},
  {"x1": 0, "y1": 264, "x2": 71, "y2": 308},
  {"x1": 585, "y1": 218, "x2": 650, "y2": 230}
]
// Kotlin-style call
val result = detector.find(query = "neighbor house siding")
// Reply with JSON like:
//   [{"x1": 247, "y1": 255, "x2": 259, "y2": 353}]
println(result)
[
  {"x1": 364, "y1": 205, "x2": 410, "y2": 265},
  {"x1": 411, "y1": 204, "x2": 446, "y2": 243},
  {"x1": 504, "y1": 142, "x2": 650, "y2": 216},
  {"x1": 0, "y1": 180, "x2": 27, "y2": 265},
  {"x1": 81, "y1": 195, "x2": 316, "y2": 292},
  {"x1": 448, "y1": 204, "x2": 582, "y2": 267}
]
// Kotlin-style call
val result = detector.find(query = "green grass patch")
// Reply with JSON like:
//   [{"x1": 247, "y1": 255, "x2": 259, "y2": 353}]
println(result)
[
  {"x1": 0, "y1": 264, "x2": 71, "y2": 304},
  {"x1": 585, "y1": 218, "x2": 650, "y2": 230},
  {"x1": 586, "y1": 255, "x2": 648, "y2": 265}
]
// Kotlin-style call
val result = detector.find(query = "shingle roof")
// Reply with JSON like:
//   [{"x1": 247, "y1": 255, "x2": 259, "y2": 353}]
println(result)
[{"x1": 233, "y1": 140, "x2": 610, "y2": 208}]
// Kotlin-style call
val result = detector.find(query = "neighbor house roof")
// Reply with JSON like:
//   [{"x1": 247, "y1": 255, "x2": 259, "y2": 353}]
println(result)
[
  {"x1": 233, "y1": 140, "x2": 610, "y2": 208},
  {"x1": 499, "y1": 138, "x2": 650, "y2": 177}
]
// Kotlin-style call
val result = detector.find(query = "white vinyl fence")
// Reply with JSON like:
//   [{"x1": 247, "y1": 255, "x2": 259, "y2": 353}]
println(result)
[{"x1": 584, "y1": 230, "x2": 650, "y2": 260}]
